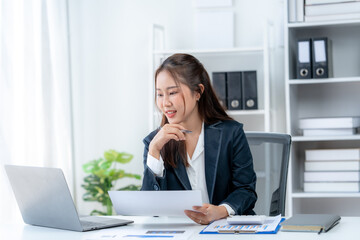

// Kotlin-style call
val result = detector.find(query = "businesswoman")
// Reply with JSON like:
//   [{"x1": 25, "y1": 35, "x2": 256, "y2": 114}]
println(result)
[{"x1": 141, "y1": 53, "x2": 257, "y2": 224}]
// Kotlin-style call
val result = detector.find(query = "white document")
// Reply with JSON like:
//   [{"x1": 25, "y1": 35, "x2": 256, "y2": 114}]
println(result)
[
  {"x1": 227, "y1": 215, "x2": 267, "y2": 225},
  {"x1": 305, "y1": 148, "x2": 360, "y2": 161},
  {"x1": 304, "y1": 182, "x2": 360, "y2": 192},
  {"x1": 85, "y1": 228, "x2": 195, "y2": 240},
  {"x1": 109, "y1": 190, "x2": 202, "y2": 216},
  {"x1": 299, "y1": 117, "x2": 360, "y2": 129},
  {"x1": 202, "y1": 214, "x2": 281, "y2": 233},
  {"x1": 303, "y1": 128, "x2": 357, "y2": 136},
  {"x1": 304, "y1": 171, "x2": 360, "y2": 182},
  {"x1": 305, "y1": 160, "x2": 360, "y2": 171}
]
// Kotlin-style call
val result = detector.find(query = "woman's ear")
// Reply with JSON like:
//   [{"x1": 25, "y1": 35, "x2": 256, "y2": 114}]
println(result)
[
  {"x1": 196, "y1": 84, "x2": 205, "y2": 101},
  {"x1": 198, "y1": 84, "x2": 205, "y2": 94}
]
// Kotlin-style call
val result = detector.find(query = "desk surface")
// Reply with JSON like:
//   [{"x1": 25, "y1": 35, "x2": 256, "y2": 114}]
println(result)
[{"x1": 1, "y1": 216, "x2": 359, "y2": 240}]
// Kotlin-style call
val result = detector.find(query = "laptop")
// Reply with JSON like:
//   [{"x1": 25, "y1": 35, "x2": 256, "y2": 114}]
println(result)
[{"x1": 4, "y1": 165, "x2": 133, "y2": 232}]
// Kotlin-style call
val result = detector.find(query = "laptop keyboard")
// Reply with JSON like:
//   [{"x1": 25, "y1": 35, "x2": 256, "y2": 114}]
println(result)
[{"x1": 81, "y1": 220, "x2": 107, "y2": 229}]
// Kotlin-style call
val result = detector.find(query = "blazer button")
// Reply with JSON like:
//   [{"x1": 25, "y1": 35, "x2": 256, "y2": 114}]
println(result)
[{"x1": 154, "y1": 185, "x2": 159, "y2": 190}]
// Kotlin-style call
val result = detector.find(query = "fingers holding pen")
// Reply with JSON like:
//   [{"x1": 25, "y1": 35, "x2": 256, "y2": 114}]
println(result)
[
  {"x1": 160, "y1": 124, "x2": 189, "y2": 141},
  {"x1": 149, "y1": 124, "x2": 190, "y2": 157}
]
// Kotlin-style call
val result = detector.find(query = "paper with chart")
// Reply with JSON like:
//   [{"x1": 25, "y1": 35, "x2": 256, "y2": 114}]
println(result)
[
  {"x1": 84, "y1": 228, "x2": 195, "y2": 240},
  {"x1": 202, "y1": 214, "x2": 282, "y2": 233}
]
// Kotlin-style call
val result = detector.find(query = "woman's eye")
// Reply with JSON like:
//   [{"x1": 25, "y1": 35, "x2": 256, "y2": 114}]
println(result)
[
  {"x1": 169, "y1": 91, "x2": 177, "y2": 95},
  {"x1": 156, "y1": 93, "x2": 163, "y2": 97}
]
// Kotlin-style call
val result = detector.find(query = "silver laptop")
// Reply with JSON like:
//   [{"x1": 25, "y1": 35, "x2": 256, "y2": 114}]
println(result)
[{"x1": 5, "y1": 165, "x2": 133, "y2": 232}]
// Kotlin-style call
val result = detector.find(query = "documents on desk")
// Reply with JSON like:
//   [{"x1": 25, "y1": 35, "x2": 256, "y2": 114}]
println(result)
[
  {"x1": 200, "y1": 214, "x2": 282, "y2": 234},
  {"x1": 84, "y1": 228, "x2": 195, "y2": 240},
  {"x1": 109, "y1": 190, "x2": 202, "y2": 216},
  {"x1": 227, "y1": 215, "x2": 267, "y2": 225}
]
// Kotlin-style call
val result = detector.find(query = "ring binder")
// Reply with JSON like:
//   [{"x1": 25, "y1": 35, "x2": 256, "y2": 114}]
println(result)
[
  {"x1": 242, "y1": 71, "x2": 258, "y2": 110},
  {"x1": 312, "y1": 37, "x2": 329, "y2": 79},
  {"x1": 296, "y1": 39, "x2": 312, "y2": 79},
  {"x1": 212, "y1": 72, "x2": 227, "y2": 109},
  {"x1": 226, "y1": 72, "x2": 242, "y2": 110}
]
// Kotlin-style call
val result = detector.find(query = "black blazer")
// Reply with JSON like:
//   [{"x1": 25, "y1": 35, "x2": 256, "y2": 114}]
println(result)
[{"x1": 141, "y1": 120, "x2": 257, "y2": 215}]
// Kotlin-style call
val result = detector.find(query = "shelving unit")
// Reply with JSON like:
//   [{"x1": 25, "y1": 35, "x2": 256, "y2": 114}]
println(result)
[
  {"x1": 284, "y1": 2, "x2": 360, "y2": 216},
  {"x1": 149, "y1": 25, "x2": 271, "y2": 134}
]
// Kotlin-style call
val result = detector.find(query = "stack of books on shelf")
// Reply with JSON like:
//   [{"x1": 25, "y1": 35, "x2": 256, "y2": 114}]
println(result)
[
  {"x1": 299, "y1": 116, "x2": 360, "y2": 137},
  {"x1": 304, "y1": 0, "x2": 360, "y2": 22},
  {"x1": 304, "y1": 148, "x2": 360, "y2": 192}
]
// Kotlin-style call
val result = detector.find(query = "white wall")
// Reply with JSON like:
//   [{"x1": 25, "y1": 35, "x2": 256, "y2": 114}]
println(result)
[{"x1": 69, "y1": 0, "x2": 286, "y2": 215}]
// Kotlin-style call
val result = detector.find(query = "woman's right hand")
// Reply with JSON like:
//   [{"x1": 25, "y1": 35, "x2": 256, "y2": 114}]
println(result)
[{"x1": 148, "y1": 124, "x2": 187, "y2": 159}]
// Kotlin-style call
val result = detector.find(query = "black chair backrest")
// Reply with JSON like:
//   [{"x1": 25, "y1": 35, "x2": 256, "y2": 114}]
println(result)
[{"x1": 245, "y1": 132, "x2": 291, "y2": 216}]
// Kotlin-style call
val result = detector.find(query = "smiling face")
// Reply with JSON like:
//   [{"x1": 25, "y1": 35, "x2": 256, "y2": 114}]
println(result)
[{"x1": 156, "y1": 70, "x2": 201, "y2": 125}]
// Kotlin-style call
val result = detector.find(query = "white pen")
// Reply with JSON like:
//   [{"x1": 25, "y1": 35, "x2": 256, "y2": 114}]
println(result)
[
  {"x1": 180, "y1": 129, "x2": 192, "y2": 133},
  {"x1": 159, "y1": 127, "x2": 192, "y2": 133}
]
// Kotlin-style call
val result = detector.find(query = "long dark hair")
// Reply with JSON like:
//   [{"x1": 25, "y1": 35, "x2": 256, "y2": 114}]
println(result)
[{"x1": 155, "y1": 53, "x2": 232, "y2": 168}]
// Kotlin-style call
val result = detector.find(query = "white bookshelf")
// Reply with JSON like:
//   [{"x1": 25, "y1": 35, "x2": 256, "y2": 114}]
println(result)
[
  {"x1": 149, "y1": 25, "x2": 271, "y2": 134},
  {"x1": 285, "y1": 2, "x2": 360, "y2": 216},
  {"x1": 149, "y1": 25, "x2": 273, "y2": 214}
]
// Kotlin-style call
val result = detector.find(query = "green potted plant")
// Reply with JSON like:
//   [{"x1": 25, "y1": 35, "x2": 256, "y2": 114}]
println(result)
[{"x1": 82, "y1": 149, "x2": 141, "y2": 215}]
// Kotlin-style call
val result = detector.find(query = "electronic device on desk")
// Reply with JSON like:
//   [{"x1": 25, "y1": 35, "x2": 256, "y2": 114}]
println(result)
[
  {"x1": 227, "y1": 215, "x2": 267, "y2": 225},
  {"x1": 5, "y1": 165, "x2": 133, "y2": 232}
]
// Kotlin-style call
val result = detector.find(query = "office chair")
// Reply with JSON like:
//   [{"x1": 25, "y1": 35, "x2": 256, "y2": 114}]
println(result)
[{"x1": 245, "y1": 132, "x2": 291, "y2": 216}]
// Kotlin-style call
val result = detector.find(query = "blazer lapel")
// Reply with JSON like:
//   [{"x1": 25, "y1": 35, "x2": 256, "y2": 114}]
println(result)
[
  {"x1": 173, "y1": 155, "x2": 192, "y2": 190},
  {"x1": 204, "y1": 122, "x2": 222, "y2": 203}
]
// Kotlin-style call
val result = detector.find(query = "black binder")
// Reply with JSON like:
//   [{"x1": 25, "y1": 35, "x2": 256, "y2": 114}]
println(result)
[
  {"x1": 242, "y1": 71, "x2": 258, "y2": 110},
  {"x1": 212, "y1": 72, "x2": 227, "y2": 109},
  {"x1": 296, "y1": 39, "x2": 312, "y2": 79},
  {"x1": 226, "y1": 72, "x2": 242, "y2": 110},
  {"x1": 312, "y1": 37, "x2": 329, "y2": 78}
]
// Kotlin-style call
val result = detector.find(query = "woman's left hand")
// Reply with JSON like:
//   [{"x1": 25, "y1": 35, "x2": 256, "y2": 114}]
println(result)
[{"x1": 184, "y1": 203, "x2": 228, "y2": 225}]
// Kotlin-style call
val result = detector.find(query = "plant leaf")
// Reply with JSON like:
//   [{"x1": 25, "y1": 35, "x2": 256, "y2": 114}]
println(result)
[
  {"x1": 82, "y1": 150, "x2": 141, "y2": 216},
  {"x1": 115, "y1": 152, "x2": 133, "y2": 164},
  {"x1": 83, "y1": 159, "x2": 99, "y2": 173},
  {"x1": 117, "y1": 184, "x2": 141, "y2": 191},
  {"x1": 104, "y1": 149, "x2": 118, "y2": 162},
  {"x1": 90, "y1": 210, "x2": 107, "y2": 216}
]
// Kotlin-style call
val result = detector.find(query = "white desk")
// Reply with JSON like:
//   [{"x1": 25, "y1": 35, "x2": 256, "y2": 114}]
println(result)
[{"x1": 1, "y1": 216, "x2": 359, "y2": 240}]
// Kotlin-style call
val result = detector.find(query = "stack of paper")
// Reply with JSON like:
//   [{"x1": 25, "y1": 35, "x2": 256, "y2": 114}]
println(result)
[
  {"x1": 299, "y1": 116, "x2": 360, "y2": 137},
  {"x1": 304, "y1": 0, "x2": 360, "y2": 22},
  {"x1": 304, "y1": 148, "x2": 360, "y2": 192}
]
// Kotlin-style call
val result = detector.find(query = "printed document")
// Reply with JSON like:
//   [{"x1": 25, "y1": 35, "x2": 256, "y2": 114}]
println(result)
[
  {"x1": 109, "y1": 190, "x2": 202, "y2": 216},
  {"x1": 202, "y1": 214, "x2": 282, "y2": 233}
]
